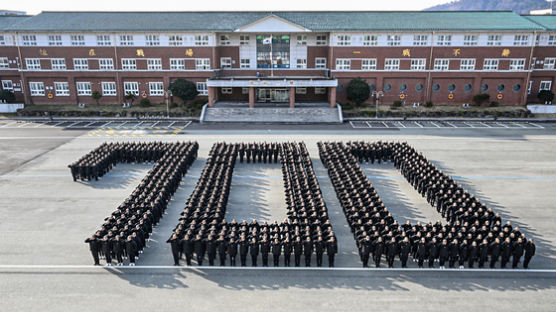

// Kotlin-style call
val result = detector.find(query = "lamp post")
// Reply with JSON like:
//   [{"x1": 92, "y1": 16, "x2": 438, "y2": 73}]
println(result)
[
  {"x1": 372, "y1": 90, "x2": 384, "y2": 119},
  {"x1": 165, "y1": 90, "x2": 172, "y2": 118}
]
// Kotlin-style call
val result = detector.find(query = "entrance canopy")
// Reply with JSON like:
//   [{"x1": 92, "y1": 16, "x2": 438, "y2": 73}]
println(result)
[{"x1": 207, "y1": 77, "x2": 338, "y2": 88}]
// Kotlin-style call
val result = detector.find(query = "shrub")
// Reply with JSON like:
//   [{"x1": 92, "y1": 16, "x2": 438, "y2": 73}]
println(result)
[
  {"x1": 472, "y1": 93, "x2": 490, "y2": 106},
  {"x1": 489, "y1": 101, "x2": 499, "y2": 107},
  {"x1": 0, "y1": 90, "x2": 16, "y2": 103},
  {"x1": 346, "y1": 78, "x2": 370, "y2": 106},
  {"x1": 169, "y1": 78, "x2": 198, "y2": 105},
  {"x1": 392, "y1": 101, "x2": 402, "y2": 109},
  {"x1": 124, "y1": 92, "x2": 137, "y2": 106},
  {"x1": 425, "y1": 101, "x2": 433, "y2": 108},
  {"x1": 538, "y1": 90, "x2": 554, "y2": 103},
  {"x1": 359, "y1": 110, "x2": 376, "y2": 117},
  {"x1": 139, "y1": 98, "x2": 151, "y2": 107},
  {"x1": 169, "y1": 102, "x2": 179, "y2": 109},
  {"x1": 91, "y1": 90, "x2": 102, "y2": 105}
]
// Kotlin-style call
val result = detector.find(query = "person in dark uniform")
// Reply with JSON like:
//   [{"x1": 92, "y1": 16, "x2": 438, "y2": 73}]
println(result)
[
  {"x1": 438, "y1": 239, "x2": 448, "y2": 269},
  {"x1": 448, "y1": 239, "x2": 459, "y2": 268},
  {"x1": 326, "y1": 237, "x2": 337, "y2": 267},
  {"x1": 126, "y1": 236, "x2": 137, "y2": 266},
  {"x1": 512, "y1": 237, "x2": 524, "y2": 269},
  {"x1": 101, "y1": 236, "x2": 112, "y2": 266},
  {"x1": 182, "y1": 235, "x2": 194, "y2": 266},
  {"x1": 167, "y1": 234, "x2": 181, "y2": 266},
  {"x1": 489, "y1": 238, "x2": 501, "y2": 269},
  {"x1": 468, "y1": 241, "x2": 478, "y2": 268},
  {"x1": 399, "y1": 237, "x2": 411, "y2": 268},
  {"x1": 458, "y1": 240, "x2": 468, "y2": 269},
  {"x1": 283, "y1": 238, "x2": 292, "y2": 267},
  {"x1": 386, "y1": 237, "x2": 398, "y2": 268},
  {"x1": 501, "y1": 237, "x2": 512, "y2": 268},
  {"x1": 239, "y1": 237, "x2": 249, "y2": 267},
  {"x1": 217, "y1": 237, "x2": 227, "y2": 266},
  {"x1": 293, "y1": 237, "x2": 303, "y2": 267},
  {"x1": 361, "y1": 236, "x2": 372, "y2": 268},
  {"x1": 374, "y1": 237, "x2": 384, "y2": 268},
  {"x1": 85, "y1": 235, "x2": 101, "y2": 266},
  {"x1": 271, "y1": 238, "x2": 282, "y2": 267},
  {"x1": 303, "y1": 237, "x2": 313, "y2": 267},
  {"x1": 249, "y1": 237, "x2": 259, "y2": 267},
  {"x1": 427, "y1": 237, "x2": 438, "y2": 268},
  {"x1": 112, "y1": 235, "x2": 124, "y2": 266},
  {"x1": 228, "y1": 238, "x2": 238, "y2": 266},
  {"x1": 417, "y1": 237, "x2": 427, "y2": 268},
  {"x1": 315, "y1": 237, "x2": 325, "y2": 267},
  {"x1": 260, "y1": 238, "x2": 270, "y2": 267},
  {"x1": 523, "y1": 239, "x2": 536, "y2": 269},
  {"x1": 206, "y1": 236, "x2": 217, "y2": 266},
  {"x1": 194, "y1": 235, "x2": 206, "y2": 266},
  {"x1": 478, "y1": 239, "x2": 489, "y2": 268}
]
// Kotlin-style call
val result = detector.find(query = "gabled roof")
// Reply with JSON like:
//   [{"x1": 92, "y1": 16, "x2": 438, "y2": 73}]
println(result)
[
  {"x1": 0, "y1": 15, "x2": 32, "y2": 31},
  {"x1": 4, "y1": 11, "x2": 546, "y2": 32},
  {"x1": 523, "y1": 15, "x2": 556, "y2": 31}
]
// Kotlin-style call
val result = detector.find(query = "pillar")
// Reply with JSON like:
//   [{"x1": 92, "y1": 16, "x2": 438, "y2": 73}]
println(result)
[
  {"x1": 329, "y1": 87, "x2": 337, "y2": 108},
  {"x1": 208, "y1": 86, "x2": 214, "y2": 107},
  {"x1": 289, "y1": 87, "x2": 295, "y2": 108},
  {"x1": 248, "y1": 87, "x2": 255, "y2": 108}
]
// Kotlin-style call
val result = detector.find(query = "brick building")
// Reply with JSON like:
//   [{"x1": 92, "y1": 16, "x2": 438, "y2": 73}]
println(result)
[{"x1": 0, "y1": 11, "x2": 556, "y2": 107}]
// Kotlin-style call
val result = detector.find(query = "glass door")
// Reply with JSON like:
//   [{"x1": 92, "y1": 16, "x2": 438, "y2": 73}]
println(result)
[
  {"x1": 271, "y1": 89, "x2": 289, "y2": 102},
  {"x1": 257, "y1": 89, "x2": 271, "y2": 102}
]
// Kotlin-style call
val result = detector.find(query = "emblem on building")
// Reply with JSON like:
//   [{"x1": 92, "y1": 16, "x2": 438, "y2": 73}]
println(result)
[
  {"x1": 88, "y1": 49, "x2": 96, "y2": 56},
  {"x1": 501, "y1": 49, "x2": 511, "y2": 57},
  {"x1": 402, "y1": 49, "x2": 411, "y2": 57},
  {"x1": 39, "y1": 48, "x2": 48, "y2": 56},
  {"x1": 452, "y1": 48, "x2": 461, "y2": 56},
  {"x1": 136, "y1": 49, "x2": 145, "y2": 57},
  {"x1": 185, "y1": 49, "x2": 194, "y2": 57}
]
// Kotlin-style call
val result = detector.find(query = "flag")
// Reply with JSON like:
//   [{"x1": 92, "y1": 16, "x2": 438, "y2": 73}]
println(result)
[{"x1": 263, "y1": 36, "x2": 272, "y2": 45}]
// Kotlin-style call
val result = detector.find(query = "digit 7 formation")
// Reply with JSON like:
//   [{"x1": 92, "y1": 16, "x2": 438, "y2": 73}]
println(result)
[
  {"x1": 168, "y1": 142, "x2": 338, "y2": 267},
  {"x1": 70, "y1": 141, "x2": 199, "y2": 266},
  {"x1": 318, "y1": 141, "x2": 535, "y2": 269}
]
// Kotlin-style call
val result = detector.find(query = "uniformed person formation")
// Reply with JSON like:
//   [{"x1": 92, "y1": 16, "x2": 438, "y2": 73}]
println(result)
[
  {"x1": 167, "y1": 142, "x2": 338, "y2": 267},
  {"x1": 77, "y1": 141, "x2": 199, "y2": 266},
  {"x1": 319, "y1": 141, "x2": 535, "y2": 269}
]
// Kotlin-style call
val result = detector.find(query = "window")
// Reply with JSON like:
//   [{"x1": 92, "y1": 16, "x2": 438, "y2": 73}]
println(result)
[
  {"x1": 97, "y1": 35, "x2": 111, "y2": 46},
  {"x1": 149, "y1": 82, "x2": 164, "y2": 96},
  {"x1": 0, "y1": 57, "x2": 8, "y2": 69},
  {"x1": 2, "y1": 80, "x2": 13, "y2": 91},
  {"x1": 540, "y1": 81, "x2": 552, "y2": 91},
  {"x1": 98, "y1": 58, "x2": 114, "y2": 70},
  {"x1": 509, "y1": 59, "x2": 526, "y2": 70},
  {"x1": 387, "y1": 35, "x2": 401, "y2": 46},
  {"x1": 315, "y1": 57, "x2": 327, "y2": 69},
  {"x1": 337, "y1": 35, "x2": 351, "y2": 46},
  {"x1": 145, "y1": 35, "x2": 160, "y2": 46},
  {"x1": 54, "y1": 82, "x2": 69, "y2": 96},
  {"x1": 240, "y1": 35, "x2": 250, "y2": 45},
  {"x1": 101, "y1": 82, "x2": 116, "y2": 96},
  {"x1": 0, "y1": 35, "x2": 5, "y2": 45},
  {"x1": 544, "y1": 57, "x2": 556, "y2": 69},
  {"x1": 220, "y1": 57, "x2": 232, "y2": 69},
  {"x1": 51, "y1": 58, "x2": 66, "y2": 70},
  {"x1": 170, "y1": 59, "x2": 185, "y2": 70},
  {"x1": 514, "y1": 35, "x2": 529, "y2": 46},
  {"x1": 528, "y1": 80, "x2": 533, "y2": 94},
  {"x1": 296, "y1": 58, "x2": 307, "y2": 69},
  {"x1": 413, "y1": 35, "x2": 428, "y2": 46},
  {"x1": 195, "y1": 58, "x2": 210, "y2": 70},
  {"x1": 29, "y1": 82, "x2": 44, "y2": 96},
  {"x1": 240, "y1": 58, "x2": 250, "y2": 68},
  {"x1": 483, "y1": 59, "x2": 499, "y2": 70},
  {"x1": 296, "y1": 35, "x2": 307, "y2": 45},
  {"x1": 195, "y1": 35, "x2": 209, "y2": 46},
  {"x1": 296, "y1": 87, "x2": 306, "y2": 94},
  {"x1": 363, "y1": 35, "x2": 378, "y2": 46},
  {"x1": 463, "y1": 35, "x2": 478, "y2": 46},
  {"x1": 487, "y1": 35, "x2": 502, "y2": 46},
  {"x1": 119, "y1": 35, "x2": 134, "y2": 46},
  {"x1": 26, "y1": 59, "x2": 41, "y2": 70},
  {"x1": 433, "y1": 59, "x2": 449, "y2": 71},
  {"x1": 437, "y1": 35, "x2": 452, "y2": 46},
  {"x1": 147, "y1": 58, "x2": 162, "y2": 70},
  {"x1": 22, "y1": 35, "x2": 37, "y2": 46},
  {"x1": 219, "y1": 35, "x2": 231, "y2": 45},
  {"x1": 70, "y1": 35, "x2": 85, "y2": 46},
  {"x1": 121, "y1": 59, "x2": 136, "y2": 70},
  {"x1": 384, "y1": 58, "x2": 400, "y2": 70},
  {"x1": 48, "y1": 35, "x2": 63, "y2": 46},
  {"x1": 335, "y1": 59, "x2": 350, "y2": 70},
  {"x1": 221, "y1": 88, "x2": 232, "y2": 94},
  {"x1": 410, "y1": 59, "x2": 426, "y2": 70},
  {"x1": 315, "y1": 87, "x2": 326, "y2": 95},
  {"x1": 548, "y1": 35, "x2": 556, "y2": 46},
  {"x1": 123, "y1": 82, "x2": 139, "y2": 96},
  {"x1": 460, "y1": 59, "x2": 476, "y2": 70},
  {"x1": 361, "y1": 59, "x2": 377, "y2": 70},
  {"x1": 168, "y1": 35, "x2": 183, "y2": 46},
  {"x1": 76, "y1": 82, "x2": 92, "y2": 95},
  {"x1": 73, "y1": 58, "x2": 88, "y2": 70},
  {"x1": 316, "y1": 35, "x2": 327, "y2": 45},
  {"x1": 242, "y1": 87, "x2": 249, "y2": 94},
  {"x1": 196, "y1": 82, "x2": 208, "y2": 95}
]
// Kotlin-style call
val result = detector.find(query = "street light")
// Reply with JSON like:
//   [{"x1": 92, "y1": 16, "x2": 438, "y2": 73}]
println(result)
[
  {"x1": 165, "y1": 90, "x2": 172, "y2": 118},
  {"x1": 372, "y1": 90, "x2": 384, "y2": 119}
]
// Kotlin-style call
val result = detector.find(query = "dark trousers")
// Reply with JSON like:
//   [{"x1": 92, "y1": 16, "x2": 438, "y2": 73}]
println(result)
[
  {"x1": 512, "y1": 255, "x2": 521, "y2": 268},
  {"x1": 316, "y1": 252, "x2": 323, "y2": 267},
  {"x1": 523, "y1": 256, "x2": 532, "y2": 269},
  {"x1": 116, "y1": 252, "x2": 123, "y2": 264},
  {"x1": 479, "y1": 256, "x2": 486, "y2": 268},
  {"x1": 362, "y1": 254, "x2": 369, "y2": 267},
  {"x1": 196, "y1": 254, "x2": 204, "y2": 266},
  {"x1": 185, "y1": 254, "x2": 193, "y2": 266},
  {"x1": 251, "y1": 255, "x2": 258, "y2": 267},
  {"x1": 418, "y1": 256, "x2": 424, "y2": 268},
  {"x1": 284, "y1": 254, "x2": 291, "y2": 267},
  {"x1": 171, "y1": 251, "x2": 180, "y2": 265},
  {"x1": 91, "y1": 250, "x2": 100, "y2": 265},
  {"x1": 490, "y1": 256, "x2": 498, "y2": 268},
  {"x1": 294, "y1": 253, "x2": 301, "y2": 267},
  {"x1": 439, "y1": 256, "x2": 446, "y2": 267},
  {"x1": 219, "y1": 253, "x2": 226, "y2": 266},
  {"x1": 105, "y1": 251, "x2": 112, "y2": 264},
  {"x1": 428, "y1": 256, "x2": 435, "y2": 268},
  {"x1": 387, "y1": 256, "x2": 395, "y2": 268},
  {"x1": 401, "y1": 255, "x2": 408, "y2": 268},
  {"x1": 449, "y1": 256, "x2": 456, "y2": 268},
  {"x1": 240, "y1": 254, "x2": 247, "y2": 267},
  {"x1": 273, "y1": 254, "x2": 280, "y2": 267},
  {"x1": 230, "y1": 255, "x2": 236, "y2": 266},
  {"x1": 501, "y1": 256, "x2": 509, "y2": 268},
  {"x1": 374, "y1": 255, "x2": 381, "y2": 267},
  {"x1": 208, "y1": 253, "x2": 216, "y2": 266},
  {"x1": 305, "y1": 254, "x2": 311, "y2": 266},
  {"x1": 328, "y1": 254, "x2": 335, "y2": 267},
  {"x1": 468, "y1": 258, "x2": 475, "y2": 268},
  {"x1": 262, "y1": 255, "x2": 268, "y2": 267}
]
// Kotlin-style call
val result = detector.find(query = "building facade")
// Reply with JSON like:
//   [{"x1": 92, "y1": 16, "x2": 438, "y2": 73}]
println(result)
[{"x1": 1, "y1": 11, "x2": 556, "y2": 107}]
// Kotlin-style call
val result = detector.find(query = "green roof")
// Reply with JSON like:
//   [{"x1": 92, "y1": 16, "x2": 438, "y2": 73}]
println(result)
[
  {"x1": 4, "y1": 11, "x2": 546, "y2": 32},
  {"x1": 523, "y1": 15, "x2": 556, "y2": 31},
  {"x1": 0, "y1": 16, "x2": 31, "y2": 31}
]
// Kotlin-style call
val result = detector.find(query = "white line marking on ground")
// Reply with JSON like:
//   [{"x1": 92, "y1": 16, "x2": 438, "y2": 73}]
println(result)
[
  {"x1": 381, "y1": 121, "x2": 389, "y2": 128},
  {"x1": 529, "y1": 122, "x2": 545, "y2": 129},
  {"x1": 430, "y1": 121, "x2": 441, "y2": 128},
  {"x1": 479, "y1": 122, "x2": 491, "y2": 128}
]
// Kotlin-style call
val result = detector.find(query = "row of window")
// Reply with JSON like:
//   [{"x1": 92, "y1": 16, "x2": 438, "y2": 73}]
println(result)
[
  {"x1": 335, "y1": 34, "x2": 542, "y2": 46},
  {"x1": 334, "y1": 58, "x2": 528, "y2": 71},
  {"x1": 362, "y1": 81, "x2": 553, "y2": 94},
  {"x1": 26, "y1": 81, "x2": 208, "y2": 97},
  {"x1": 221, "y1": 87, "x2": 326, "y2": 95},
  {"x1": 20, "y1": 58, "x2": 211, "y2": 71},
  {"x1": 16, "y1": 34, "x2": 211, "y2": 47}
]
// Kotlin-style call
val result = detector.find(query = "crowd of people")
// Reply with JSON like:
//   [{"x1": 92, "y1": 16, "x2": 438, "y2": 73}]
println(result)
[
  {"x1": 168, "y1": 142, "x2": 338, "y2": 267},
  {"x1": 318, "y1": 141, "x2": 535, "y2": 269},
  {"x1": 79, "y1": 141, "x2": 198, "y2": 266}
]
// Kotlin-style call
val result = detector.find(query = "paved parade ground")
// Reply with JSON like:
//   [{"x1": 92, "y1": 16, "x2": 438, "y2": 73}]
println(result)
[{"x1": 1, "y1": 120, "x2": 556, "y2": 311}]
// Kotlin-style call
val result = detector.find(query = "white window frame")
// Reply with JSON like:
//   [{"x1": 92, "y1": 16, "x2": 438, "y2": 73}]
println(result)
[
  {"x1": 239, "y1": 35, "x2": 250, "y2": 45},
  {"x1": 487, "y1": 35, "x2": 502, "y2": 46},
  {"x1": 145, "y1": 34, "x2": 160, "y2": 46},
  {"x1": 540, "y1": 81, "x2": 552, "y2": 91},
  {"x1": 50, "y1": 58, "x2": 66, "y2": 70},
  {"x1": 170, "y1": 58, "x2": 185, "y2": 70},
  {"x1": 194, "y1": 35, "x2": 209, "y2": 46},
  {"x1": 76, "y1": 82, "x2": 92, "y2": 96},
  {"x1": 196, "y1": 82, "x2": 208, "y2": 95},
  {"x1": 119, "y1": 35, "x2": 134, "y2": 46},
  {"x1": 413, "y1": 35, "x2": 428, "y2": 46},
  {"x1": 219, "y1": 35, "x2": 231, "y2": 46},
  {"x1": 315, "y1": 87, "x2": 326, "y2": 95},
  {"x1": 96, "y1": 35, "x2": 111, "y2": 46},
  {"x1": 98, "y1": 58, "x2": 114, "y2": 70},
  {"x1": 544, "y1": 57, "x2": 556, "y2": 70},
  {"x1": 548, "y1": 35, "x2": 556, "y2": 46},
  {"x1": 123, "y1": 82, "x2": 139, "y2": 96},
  {"x1": 240, "y1": 58, "x2": 250, "y2": 69},
  {"x1": 384, "y1": 58, "x2": 400, "y2": 70},
  {"x1": 48, "y1": 35, "x2": 63, "y2": 46},
  {"x1": 147, "y1": 58, "x2": 162, "y2": 70},
  {"x1": 29, "y1": 82, "x2": 44, "y2": 96},
  {"x1": 73, "y1": 58, "x2": 89, "y2": 70},
  {"x1": 509, "y1": 59, "x2": 526, "y2": 71},
  {"x1": 335, "y1": 59, "x2": 351, "y2": 70},
  {"x1": 434, "y1": 59, "x2": 450, "y2": 71},
  {"x1": 168, "y1": 35, "x2": 183, "y2": 46},
  {"x1": 242, "y1": 87, "x2": 249, "y2": 94},
  {"x1": 463, "y1": 35, "x2": 478, "y2": 46},
  {"x1": 387, "y1": 35, "x2": 401, "y2": 46},
  {"x1": 70, "y1": 35, "x2": 85, "y2": 46},
  {"x1": 315, "y1": 57, "x2": 327, "y2": 69},
  {"x1": 0, "y1": 57, "x2": 8, "y2": 69},
  {"x1": 296, "y1": 58, "x2": 307, "y2": 69},
  {"x1": 121, "y1": 58, "x2": 137, "y2": 70},
  {"x1": 363, "y1": 35, "x2": 378, "y2": 46},
  {"x1": 437, "y1": 35, "x2": 452, "y2": 46},
  {"x1": 483, "y1": 59, "x2": 499, "y2": 71},
  {"x1": 410, "y1": 58, "x2": 426, "y2": 70},
  {"x1": 316, "y1": 35, "x2": 327, "y2": 46},
  {"x1": 195, "y1": 58, "x2": 210, "y2": 70},
  {"x1": 2, "y1": 80, "x2": 14, "y2": 91},
  {"x1": 54, "y1": 82, "x2": 70, "y2": 96},
  {"x1": 26, "y1": 58, "x2": 41, "y2": 70},
  {"x1": 514, "y1": 35, "x2": 529, "y2": 46},
  {"x1": 460, "y1": 59, "x2": 476, "y2": 70},
  {"x1": 337, "y1": 35, "x2": 351, "y2": 46},
  {"x1": 361, "y1": 58, "x2": 377, "y2": 70},
  {"x1": 296, "y1": 87, "x2": 307, "y2": 94},
  {"x1": 149, "y1": 82, "x2": 164, "y2": 96},
  {"x1": 101, "y1": 82, "x2": 117, "y2": 96},
  {"x1": 221, "y1": 87, "x2": 232, "y2": 94},
  {"x1": 296, "y1": 35, "x2": 307, "y2": 45},
  {"x1": 22, "y1": 35, "x2": 37, "y2": 46},
  {"x1": 220, "y1": 57, "x2": 232, "y2": 69},
  {"x1": 0, "y1": 35, "x2": 6, "y2": 46}
]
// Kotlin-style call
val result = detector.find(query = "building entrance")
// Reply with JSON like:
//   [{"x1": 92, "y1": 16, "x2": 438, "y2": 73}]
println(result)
[{"x1": 256, "y1": 88, "x2": 289, "y2": 103}]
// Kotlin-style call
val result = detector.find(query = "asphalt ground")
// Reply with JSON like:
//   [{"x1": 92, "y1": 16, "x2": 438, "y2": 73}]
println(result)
[{"x1": 1, "y1": 123, "x2": 556, "y2": 311}]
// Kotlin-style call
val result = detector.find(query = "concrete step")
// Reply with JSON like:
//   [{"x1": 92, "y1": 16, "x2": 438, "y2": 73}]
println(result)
[{"x1": 203, "y1": 106, "x2": 342, "y2": 124}]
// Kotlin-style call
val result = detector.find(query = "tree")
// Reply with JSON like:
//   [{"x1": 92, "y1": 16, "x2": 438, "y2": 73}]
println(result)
[
  {"x1": 124, "y1": 92, "x2": 137, "y2": 106},
  {"x1": 346, "y1": 78, "x2": 370, "y2": 106},
  {"x1": 168, "y1": 78, "x2": 198, "y2": 105},
  {"x1": 538, "y1": 90, "x2": 554, "y2": 104},
  {"x1": 0, "y1": 90, "x2": 16, "y2": 103},
  {"x1": 472, "y1": 93, "x2": 490, "y2": 106},
  {"x1": 91, "y1": 90, "x2": 102, "y2": 105}
]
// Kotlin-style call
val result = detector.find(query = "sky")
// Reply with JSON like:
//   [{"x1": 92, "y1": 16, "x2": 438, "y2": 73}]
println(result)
[{"x1": 4, "y1": 0, "x2": 453, "y2": 15}]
